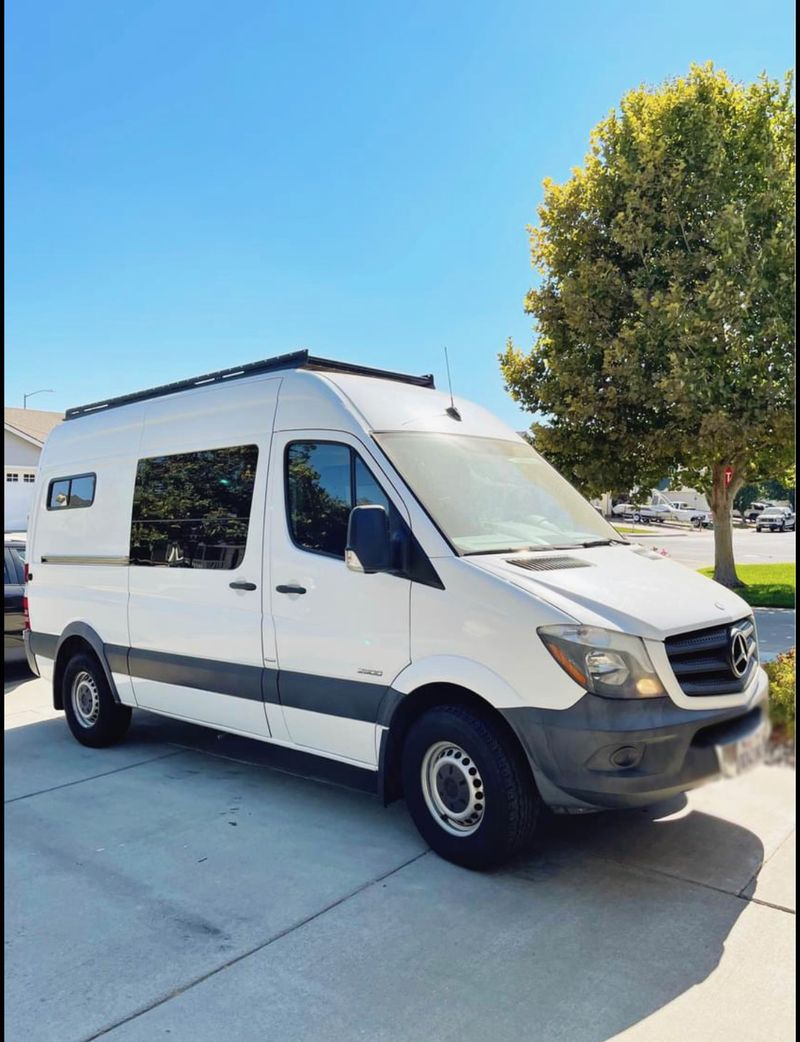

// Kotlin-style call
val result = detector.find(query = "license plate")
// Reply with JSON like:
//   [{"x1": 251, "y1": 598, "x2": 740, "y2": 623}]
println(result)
[{"x1": 718, "y1": 722, "x2": 769, "y2": 778}]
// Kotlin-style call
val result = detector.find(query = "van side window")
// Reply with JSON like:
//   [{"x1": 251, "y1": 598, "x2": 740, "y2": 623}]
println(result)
[
  {"x1": 354, "y1": 456, "x2": 391, "y2": 512},
  {"x1": 130, "y1": 445, "x2": 258, "y2": 569},
  {"x1": 286, "y1": 443, "x2": 352, "y2": 556},
  {"x1": 286, "y1": 442, "x2": 398, "y2": 558},
  {"x1": 47, "y1": 474, "x2": 96, "y2": 510}
]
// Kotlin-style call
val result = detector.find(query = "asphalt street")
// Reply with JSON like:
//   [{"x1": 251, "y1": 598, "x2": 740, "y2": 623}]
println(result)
[{"x1": 625, "y1": 525, "x2": 796, "y2": 569}]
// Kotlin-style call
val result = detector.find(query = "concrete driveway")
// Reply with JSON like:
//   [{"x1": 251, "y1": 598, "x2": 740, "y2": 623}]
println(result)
[{"x1": 5, "y1": 670, "x2": 796, "y2": 1042}]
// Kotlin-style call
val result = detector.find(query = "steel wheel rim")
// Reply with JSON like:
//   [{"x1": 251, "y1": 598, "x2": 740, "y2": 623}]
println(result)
[
  {"x1": 420, "y1": 741, "x2": 485, "y2": 836},
  {"x1": 71, "y1": 671, "x2": 100, "y2": 728}
]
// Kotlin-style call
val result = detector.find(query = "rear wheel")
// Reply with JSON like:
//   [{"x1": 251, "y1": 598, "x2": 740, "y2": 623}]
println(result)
[
  {"x1": 63, "y1": 651, "x2": 132, "y2": 747},
  {"x1": 402, "y1": 705, "x2": 539, "y2": 869}
]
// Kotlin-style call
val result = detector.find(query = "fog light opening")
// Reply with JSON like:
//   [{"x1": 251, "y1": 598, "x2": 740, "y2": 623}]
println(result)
[{"x1": 610, "y1": 745, "x2": 643, "y2": 769}]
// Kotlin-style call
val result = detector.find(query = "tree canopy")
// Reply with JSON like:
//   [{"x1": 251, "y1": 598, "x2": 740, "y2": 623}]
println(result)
[{"x1": 501, "y1": 63, "x2": 795, "y2": 584}]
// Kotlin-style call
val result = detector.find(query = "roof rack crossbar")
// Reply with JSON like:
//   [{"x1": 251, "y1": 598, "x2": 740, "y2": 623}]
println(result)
[{"x1": 65, "y1": 351, "x2": 435, "y2": 420}]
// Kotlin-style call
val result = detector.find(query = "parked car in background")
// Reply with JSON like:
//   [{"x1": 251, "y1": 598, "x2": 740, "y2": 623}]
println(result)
[
  {"x1": 4, "y1": 538, "x2": 27, "y2": 664},
  {"x1": 755, "y1": 508, "x2": 796, "y2": 532},
  {"x1": 744, "y1": 501, "x2": 790, "y2": 523},
  {"x1": 652, "y1": 499, "x2": 712, "y2": 523}
]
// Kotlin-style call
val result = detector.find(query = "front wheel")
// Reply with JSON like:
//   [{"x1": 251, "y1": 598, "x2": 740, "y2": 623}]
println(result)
[
  {"x1": 63, "y1": 651, "x2": 132, "y2": 747},
  {"x1": 402, "y1": 705, "x2": 539, "y2": 869}
]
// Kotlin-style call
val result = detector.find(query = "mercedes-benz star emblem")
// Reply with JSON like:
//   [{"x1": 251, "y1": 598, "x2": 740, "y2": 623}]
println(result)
[{"x1": 729, "y1": 632, "x2": 751, "y2": 678}]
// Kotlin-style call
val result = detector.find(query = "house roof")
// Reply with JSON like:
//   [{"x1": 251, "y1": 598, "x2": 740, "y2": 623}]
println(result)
[{"x1": 4, "y1": 407, "x2": 64, "y2": 446}]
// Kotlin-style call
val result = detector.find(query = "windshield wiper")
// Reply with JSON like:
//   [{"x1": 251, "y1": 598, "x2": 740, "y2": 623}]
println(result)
[
  {"x1": 464, "y1": 541, "x2": 614, "y2": 556},
  {"x1": 463, "y1": 538, "x2": 627, "y2": 556},
  {"x1": 463, "y1": 547, "x2": 534, "y2": 556}
]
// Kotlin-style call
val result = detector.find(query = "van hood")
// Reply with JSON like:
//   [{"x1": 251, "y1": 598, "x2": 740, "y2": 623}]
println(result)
[{"x1": 467, "y1": 544, "x2": 752, "y2": 640}]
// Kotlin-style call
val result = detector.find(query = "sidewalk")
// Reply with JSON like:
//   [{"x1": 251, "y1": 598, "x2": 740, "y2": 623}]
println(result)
[{"x1": 754, "y1": 607, "x2": 796, "y2": 661}]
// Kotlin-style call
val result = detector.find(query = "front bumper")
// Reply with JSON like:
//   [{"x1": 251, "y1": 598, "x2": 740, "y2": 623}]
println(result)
[{"x1": 503, "y1": 667, "x2": 770, "y2": 812}]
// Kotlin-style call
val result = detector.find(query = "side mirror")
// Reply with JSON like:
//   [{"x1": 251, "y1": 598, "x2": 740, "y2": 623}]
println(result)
[{"x1": 346, "y1": 505, "x2": 392, "y2": 573}]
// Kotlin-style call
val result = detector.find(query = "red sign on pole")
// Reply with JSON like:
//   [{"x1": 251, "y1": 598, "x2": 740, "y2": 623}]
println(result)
[{"x1": 724, "y1": 465, "x2": 733, "y2": 486}]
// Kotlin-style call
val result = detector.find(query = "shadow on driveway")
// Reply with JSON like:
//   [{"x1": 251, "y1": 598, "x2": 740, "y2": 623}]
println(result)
[{"x1": 2, "y1": 661, "x2": 35, "y2": 694}]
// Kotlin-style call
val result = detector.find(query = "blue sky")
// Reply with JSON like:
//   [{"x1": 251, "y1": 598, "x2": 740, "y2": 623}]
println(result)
[{"x1": 5, "y1": 0, "x2": 795, "y2": 425}]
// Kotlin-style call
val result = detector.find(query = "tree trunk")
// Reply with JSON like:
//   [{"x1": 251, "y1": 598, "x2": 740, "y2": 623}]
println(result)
[{"x1": 710, "y1": 463, "x2": 745, "y2": 588}]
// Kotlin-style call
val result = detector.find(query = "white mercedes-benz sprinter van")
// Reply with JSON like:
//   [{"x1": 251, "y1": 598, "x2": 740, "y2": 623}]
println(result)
[{"x1": 25, "y1": 352, "x2": 769, "y2": 868}]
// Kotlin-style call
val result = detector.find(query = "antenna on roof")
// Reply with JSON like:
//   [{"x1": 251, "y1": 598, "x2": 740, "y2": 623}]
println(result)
[{"x1": 443, "y1": 348, "x2": 462, "y2": 421}]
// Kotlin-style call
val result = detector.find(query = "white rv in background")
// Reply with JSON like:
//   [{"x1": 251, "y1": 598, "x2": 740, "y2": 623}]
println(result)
[{"x1": 24, "y1": 352, "x2": 769, "y2": 868}]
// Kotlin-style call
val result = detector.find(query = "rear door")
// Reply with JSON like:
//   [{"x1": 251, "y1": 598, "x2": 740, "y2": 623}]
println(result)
[
  {"x1": 268, "y1": 431, "x2": 411, "y2": 765},
  {"x1": 127, "y1": 379, "x2": 281, "y2": 737}
]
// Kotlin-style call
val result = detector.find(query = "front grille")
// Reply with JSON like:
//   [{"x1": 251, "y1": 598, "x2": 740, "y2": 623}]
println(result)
[
  {"x1": 665, "y1": 618, "x2": 758, "y2": 696},
  {"x1": 506, "y1": 556, "x2": 592, "y2": 572}
]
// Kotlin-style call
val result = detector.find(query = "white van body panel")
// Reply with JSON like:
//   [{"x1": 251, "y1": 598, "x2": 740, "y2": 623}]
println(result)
[
  {"x1": 279, "y1": 708, "x2": 379, "y2": 766},
  {"x1": 468, "y1": 547, "x2": 752, "y2": 640},
  {"x1": 27, "y1": 407, "x2": 145, "y2": 700},
  {"x1": 405, "y1": 558, "x2": 584, "y2": 710},
  {"x1": 316, "y1": 372, "x2": 517, "y2": 440}
]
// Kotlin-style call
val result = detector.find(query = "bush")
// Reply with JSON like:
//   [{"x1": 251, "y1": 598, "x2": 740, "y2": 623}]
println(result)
[{"x1": 765, "y1": 649, "x2": 796, "y2": 739}]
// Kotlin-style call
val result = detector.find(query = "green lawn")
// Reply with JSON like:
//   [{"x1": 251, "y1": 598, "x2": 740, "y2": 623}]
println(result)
[{"x1": 698, "y1": 563, "x2": 796, "y2": 609}]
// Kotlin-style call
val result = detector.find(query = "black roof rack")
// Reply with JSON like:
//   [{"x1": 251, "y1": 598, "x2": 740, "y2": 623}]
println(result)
[{"x1": 64, "y1": 351, "x2": 436, "y2": 420}]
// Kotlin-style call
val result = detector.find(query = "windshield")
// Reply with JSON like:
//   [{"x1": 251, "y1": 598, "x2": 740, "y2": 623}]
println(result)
[{"x1": 375, "y1": 433, "x2": 624, "y2": 554}]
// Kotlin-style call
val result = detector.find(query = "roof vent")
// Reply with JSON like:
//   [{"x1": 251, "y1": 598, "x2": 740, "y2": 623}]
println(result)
[{"x1": 506, "y1": 556, "x2": 593, "y2": 572}]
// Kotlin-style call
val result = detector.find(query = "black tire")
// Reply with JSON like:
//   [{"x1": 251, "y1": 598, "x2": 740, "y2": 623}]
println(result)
[
  {"x1": 62, "y1": 651, "x2": 132, "y2": 748},
  {"x1": 402, "y1": 705, "x2": 539, "y2": 870}
]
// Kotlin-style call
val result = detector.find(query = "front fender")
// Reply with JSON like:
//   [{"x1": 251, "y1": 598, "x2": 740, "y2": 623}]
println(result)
[{"x1": 389, "y1": 655, "x2": 527, "y2": 710}]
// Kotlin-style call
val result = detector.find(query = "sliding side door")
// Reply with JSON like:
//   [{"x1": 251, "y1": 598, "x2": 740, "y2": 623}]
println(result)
[{"x1": 127, "y1": 379, "x2": 280, "y2": 737}]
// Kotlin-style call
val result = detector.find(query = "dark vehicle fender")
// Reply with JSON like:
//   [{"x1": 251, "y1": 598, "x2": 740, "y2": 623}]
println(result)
[{"x1": 52, "y1": 622, "x2": 126, "y2": 709}]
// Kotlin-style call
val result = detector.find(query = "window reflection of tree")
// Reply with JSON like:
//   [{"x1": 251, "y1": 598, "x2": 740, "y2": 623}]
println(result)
[
  {"x1": 287, "y1": 444, "x2": 351, "y2": 557},
  {"x1": 130, "y1": 446, "x2": 258, "y2": 569}
]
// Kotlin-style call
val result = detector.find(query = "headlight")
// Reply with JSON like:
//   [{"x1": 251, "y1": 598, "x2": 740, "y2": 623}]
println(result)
[{"x1": 538, "y1": 625, "x2": 666, "y2": 699}]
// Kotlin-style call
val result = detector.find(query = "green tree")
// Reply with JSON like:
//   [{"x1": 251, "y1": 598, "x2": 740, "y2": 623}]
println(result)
[{"x1": 501, "y1": 64, "x2": 795, "y2": 587}]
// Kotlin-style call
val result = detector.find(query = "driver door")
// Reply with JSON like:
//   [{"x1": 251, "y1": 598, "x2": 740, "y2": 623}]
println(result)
[{"x1": 267, "y1": 431, "x2": 411, "y2": 765}]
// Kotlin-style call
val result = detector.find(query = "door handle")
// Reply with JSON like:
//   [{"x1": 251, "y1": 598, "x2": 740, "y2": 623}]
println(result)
[
  {"x1": 229, "y1": 581, "x2": 257, "y2": 591},
  {"x1": 275, "y1": 584, "x2": 307, "y2": 595}
]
